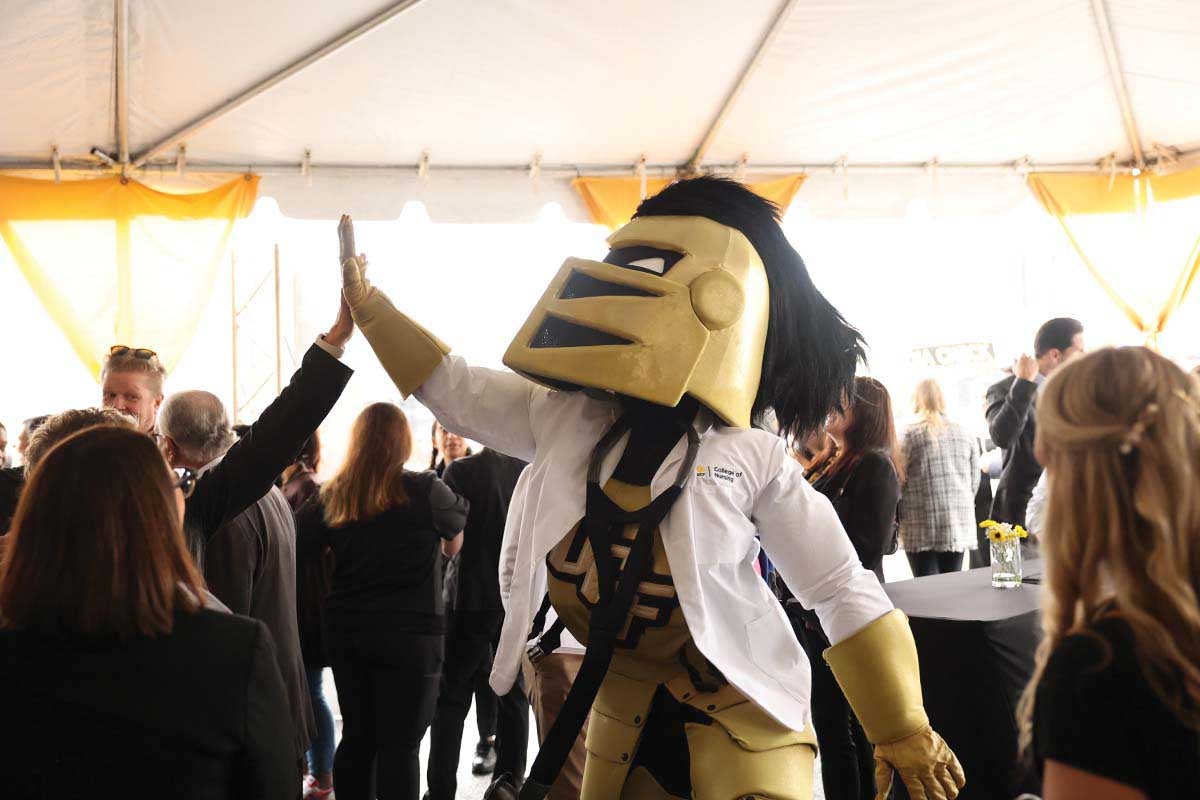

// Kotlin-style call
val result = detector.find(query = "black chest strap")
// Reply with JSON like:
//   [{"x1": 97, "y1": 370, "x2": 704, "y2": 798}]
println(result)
[{"x1": 518, "y1": 416, "x2": 699, "y2": 799}]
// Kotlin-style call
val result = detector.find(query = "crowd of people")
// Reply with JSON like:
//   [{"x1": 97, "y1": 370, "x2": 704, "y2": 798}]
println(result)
[{"x1": 0, "y1": 182, "x2": 1197, "y2": 800}]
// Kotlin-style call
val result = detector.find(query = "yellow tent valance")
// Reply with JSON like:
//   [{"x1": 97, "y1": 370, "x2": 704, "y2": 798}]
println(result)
[
  {"x1": 572, "y1": 174, "x2": 806, "y2": 230},
  {"x1": 1028, "y1": 167, "x2": 1200, "y2": 347},
  {"x1": 0, "y1": 174, "x2": 260, "y2": 377}
]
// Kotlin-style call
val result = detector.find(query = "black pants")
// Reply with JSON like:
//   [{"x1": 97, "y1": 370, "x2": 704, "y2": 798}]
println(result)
[
  {"x1": 906, "y1": 550, "x2": 964, "y2": 578},
  {"x1": 475, "y1": 663, "x2": 498, "y2": 741},
  {"x1": 427, "y1": 611, "x2": 529, "y2": 800},
  {"x1": 326, "y1": 625, "x2": 443, "y2": 800},
  {"x1": 789, "y1": 607, "x2": 875, "y2": 800}
]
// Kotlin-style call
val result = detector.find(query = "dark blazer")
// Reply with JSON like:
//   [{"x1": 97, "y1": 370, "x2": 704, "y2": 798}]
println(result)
[
  {"x1": 814, "y1": 449, "x2": 900, "y2": 583},
  {"x1": 185, "y1": 343, "x2": 352, "y2": 559},
  {"x1": 0, "y1": 466, "x2": 21, "y2": 532},
  {"x1": 0, "y1": 609, "x2": 294, "y2": 800},
  {"x1": 205, "y1": 485, "x2": 313, "y2": 763},
  {"x1": 985, "y1": 375, "x2": 1041, "y2": 526},
  {"x1": 442, "y1": 448, "x2": 527, "y2": 616}
]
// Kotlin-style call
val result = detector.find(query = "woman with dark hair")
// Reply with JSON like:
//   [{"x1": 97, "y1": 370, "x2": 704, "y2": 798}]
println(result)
[
  {"x1": 820, "y1": 376, "x2": 903, "y2": 583},
  {"x1": 429, "y1": 419, "x2": 470, "y2": 475},
  {"x1": 295, "y1": 403, "x2": 467, "y2": 800},
  {"x1": 786, "y1": 376, "x2": 903, "y2": 800},
  {"x1": 283, "y1": 432, "x2": 336, "y2": 799},
  {"x1": 0, "y1": 426, "x2": 294, "y2": 799}
]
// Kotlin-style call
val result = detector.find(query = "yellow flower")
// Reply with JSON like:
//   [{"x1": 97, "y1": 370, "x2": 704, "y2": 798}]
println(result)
[{"x1": 979, "y1": 520, "x2": 998, "y2": 529}]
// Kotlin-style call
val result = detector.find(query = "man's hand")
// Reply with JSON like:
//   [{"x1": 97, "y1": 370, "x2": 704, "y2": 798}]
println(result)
[
  {"x1": 324, "y1": 290, "x2": 355, "y2": 349},
  {"x1": 1014, "y1": 354, "x2": 1039, "y2": 383},
  {"x1": 339, "y1": 214, "x2": 356, "y2": 265}
]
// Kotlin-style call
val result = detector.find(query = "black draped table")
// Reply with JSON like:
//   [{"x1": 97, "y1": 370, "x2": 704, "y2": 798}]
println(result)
[{"x1": 883, "y1": 561, "x2": 1044, "y2": 800}]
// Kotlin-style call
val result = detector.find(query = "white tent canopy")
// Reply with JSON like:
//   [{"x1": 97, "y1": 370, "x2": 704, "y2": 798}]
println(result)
[{"x1": 3, "y1": 0, "x2": 1200, "y2": 220}]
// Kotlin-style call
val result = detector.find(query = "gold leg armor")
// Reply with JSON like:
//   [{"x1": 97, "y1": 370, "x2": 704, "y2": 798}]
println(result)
[{"x1": 579, "y1": 668, "x2": 816, "y2": 800}]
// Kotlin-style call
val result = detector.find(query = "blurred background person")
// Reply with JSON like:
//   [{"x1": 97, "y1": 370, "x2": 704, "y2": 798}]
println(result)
[
  {"x1": 899, "y1": 378, "x2": 981, "y2": 577},
  {"x1": 430, "y1": 419, "x2": 498, "y2": 776},
  {"x1": 426, "y1": 445, "x2": 528, "y2": 800},
  {"x1": 986, "y1": 318, "x2": 1084, "y2": 532},
  {"x1": 778, "y1": 376, "x2": 903, "y2": 800},
  {"x1": 296, "y1": 403, "x2": 467, "y2": 800},
  {"x1": 284, "y1": 432, "x2": 322, "y2": 510},
  {"x1": 430, "y1": 420, "x2": 471, "y2": 475},
  {"x1": 1020, "y1": 347, "x2": 1200, "y2": 798},
  {"x1": 284, "y1": 433, "x2": 338, "y2": 800},
  {"x1": 0, "y1": 426, "x2": 294, "y2": 798},
  {"x1": 0, "y1": 421, "x2": 8, "y2": 467},
  {"x1": 100, "y1": 345, "x2": 168, "y2": 433},
  {"x1": 16, "y1": 415, "x2": 49, "y2": 464},
  {"x1": 159, "y1": 389, "x2": 314, "y2": 775}
]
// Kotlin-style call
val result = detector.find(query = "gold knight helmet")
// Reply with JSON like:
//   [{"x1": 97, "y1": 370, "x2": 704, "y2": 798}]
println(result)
[{"x1": 504, "y1": 176, "x2": 864, "y2": 439}]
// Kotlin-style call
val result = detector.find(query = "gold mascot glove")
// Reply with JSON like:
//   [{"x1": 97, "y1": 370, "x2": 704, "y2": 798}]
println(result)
[
  {"x1": 340, "y1": 255, "x2": 449, "y2": 397},
  {"x1": 823, "y1": 610, "x2": 966, "y2": 800}
]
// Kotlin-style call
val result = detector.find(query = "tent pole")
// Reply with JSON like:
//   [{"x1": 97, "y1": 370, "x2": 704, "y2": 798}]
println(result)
[
  {"x1": 684, "y1": 0, "x2": 799, "y2": 175},
  {"x1": 1089, "y1": 0, "x2": 1146, "y2": 171},
  {"x1": 1, "y1": 156, "x2": 1165, "y2": 179},
  {"x1": 230, "y1": 252, "x2": 239, "y2": 425},
  {"x1": 274, "y1": 244, "x2": 282, "y2": 395},
  {"x1": 130, "y1": 0, "x2": 427, "y2": 170},
  {"x1": 115, "y1": 0, "x2": 130, "y2": 168}
]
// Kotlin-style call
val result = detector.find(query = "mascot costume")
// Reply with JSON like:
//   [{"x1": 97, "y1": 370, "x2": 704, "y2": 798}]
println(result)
[{"x1": 340, "y1": 177, "x2": 963, "y2": 800}]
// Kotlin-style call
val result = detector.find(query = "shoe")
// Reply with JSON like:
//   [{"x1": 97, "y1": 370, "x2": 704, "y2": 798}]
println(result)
[
  {"x1": 472, "y1": 739, "x2": 497, "y2": 775},
  {"x1": 303, "y1": 775, "x2": 334, "y2": 799}
]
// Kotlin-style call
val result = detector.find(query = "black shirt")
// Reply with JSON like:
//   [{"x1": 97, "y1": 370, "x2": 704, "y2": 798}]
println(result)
[
  {"x1": 813, "y1": 449, "x2": 900, "y2": 582},
  {"x1": 295, "y1": 470, "x2": 468, "y2": 635},
  {"x1": 442, "y1": 448, "x2": 527, "y2": 614},
  {"x1": 1034, "y1": 615, "x2": 1200, "y2": 798},
  {"x1": 0, "y1": 609, "x2": 295, "y2": 800}
]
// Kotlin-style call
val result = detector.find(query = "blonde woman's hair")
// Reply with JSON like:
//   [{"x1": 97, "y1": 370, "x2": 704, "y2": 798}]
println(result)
[
  {"x1": 912, "y1": 378, "x2": 947, "y2": 433},
  {"x1": 320, "y1": 403, "x2": 413, "y2": 527},
  {"x1": 1017, "y1": 347, "x2": 1200, "y2": 750}
]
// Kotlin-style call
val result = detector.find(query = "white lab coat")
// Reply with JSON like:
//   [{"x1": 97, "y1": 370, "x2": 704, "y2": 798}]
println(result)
[{"x1": 416, "y1": 355, "x2": 893, "y2": 732}]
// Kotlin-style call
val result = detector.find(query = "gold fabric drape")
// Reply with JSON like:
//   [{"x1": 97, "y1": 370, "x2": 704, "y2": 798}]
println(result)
[
  {"x1": 0, "y1": 174, "x2": 259, "y2": 377},
  {"x1": 1028, "y1": 168, "x2": 1200, "y2": 347},
  {"x1": 571, "y1": 174, "x2": 807, "y2": 230}
]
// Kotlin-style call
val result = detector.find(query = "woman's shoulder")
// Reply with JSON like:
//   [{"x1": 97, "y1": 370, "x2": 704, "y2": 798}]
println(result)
[{"x1": 1040, "y1": 616, "x2": 1140, "y2": 697}]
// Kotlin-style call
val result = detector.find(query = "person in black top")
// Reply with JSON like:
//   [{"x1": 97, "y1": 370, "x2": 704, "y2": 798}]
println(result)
[
  {"x1": 427, "y1": 446, "x2": 529, "y2": 800},
  {"x1": 783, "y1": 376, "x2": 902, "y2": 800},
  {"x1": 0, "y1": 426, "x2": 295, "y2": 800},
  {"x1": 296, "y1": 403, "x2": 468, "y2": 800},
  {"x1": 985, "y1": 317, "x2": 1083, "y2": 529},
  {"x1": 1020, "y1": 347, "x2": 1200, "y2": 800},
  {"x1": 429, "y1": 420, "x2": 498, "y2": 776}
]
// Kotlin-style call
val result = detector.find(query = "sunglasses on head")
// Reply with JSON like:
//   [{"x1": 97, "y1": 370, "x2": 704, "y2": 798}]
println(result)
[
  {"x1": 110, "y1": 345, "x2": 159, "y2": 361},
  {"x1": 173, "y1": 467, "x2": 197, "y2": 500}
]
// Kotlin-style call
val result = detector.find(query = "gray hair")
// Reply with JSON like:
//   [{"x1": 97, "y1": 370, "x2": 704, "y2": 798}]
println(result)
[
  {"x1": 159, "y1": 391, "x2": 235, "y2": 465},
  {"x1": 101, "y1": 353, "x2": 168, "y2": 397},
  {"x1": 25, "y1": 407, "x2": 139, "y2": 472}
]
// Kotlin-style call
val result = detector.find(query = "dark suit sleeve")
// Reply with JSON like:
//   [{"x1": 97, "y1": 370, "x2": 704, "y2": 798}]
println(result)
[
  {"x1": 986, "y1": 377, "x2": 1038, "y2": 450},
  {"x1": 427, "y1": 471, "x2": 469, "y2": 540},
  {"x1": 203, "y1": 518, "x2": 259, "y2": 616},
  {"x1": 838, "y1": 453, "x2": 900, "y2": 572},
  {"x1": 185, "y1": 344, "x2": 352, "y2": 543},
  {"x1": 237, "y1": 623, "x2": 298, "y2": 800}
]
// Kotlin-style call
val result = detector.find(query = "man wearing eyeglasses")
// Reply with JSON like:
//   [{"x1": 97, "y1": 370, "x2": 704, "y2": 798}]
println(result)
[{"x1": 101, "y1": 346, "x2": 168, "y2": 434}]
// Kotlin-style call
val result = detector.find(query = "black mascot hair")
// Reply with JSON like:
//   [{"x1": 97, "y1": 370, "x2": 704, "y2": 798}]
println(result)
[{"x1": 633, "y1": 176, "x2": 865, "y2": 441}]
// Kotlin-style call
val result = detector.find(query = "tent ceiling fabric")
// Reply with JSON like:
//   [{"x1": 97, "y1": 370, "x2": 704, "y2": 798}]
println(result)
[{"x1": 3, "y1": 0, "x2": 1200, "y2": 221}]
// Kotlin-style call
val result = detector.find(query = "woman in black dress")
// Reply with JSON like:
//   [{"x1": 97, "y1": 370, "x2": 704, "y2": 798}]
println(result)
[
  {"x1": 782, "y1": 376, "x2": 902, "y2": 800},
  {"x1": 296, "y1": 403, "x2": 467, "y2": 800},
  {"x1": 1020, "y1": 347, "x2": 1200, "y2": 799},
  {"x1": 0, "y1": 426, "x2": 294, "y2": 799}
]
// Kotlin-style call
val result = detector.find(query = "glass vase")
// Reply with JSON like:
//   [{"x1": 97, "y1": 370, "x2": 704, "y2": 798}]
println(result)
[{"x1": 991, "y1": 538, "x2": 1023, "y2": 588}]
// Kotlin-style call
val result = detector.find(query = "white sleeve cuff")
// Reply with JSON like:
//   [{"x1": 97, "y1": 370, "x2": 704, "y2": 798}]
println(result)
[{"x1": 314, "y1": 334, "x2": 346, "y2": 361}]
